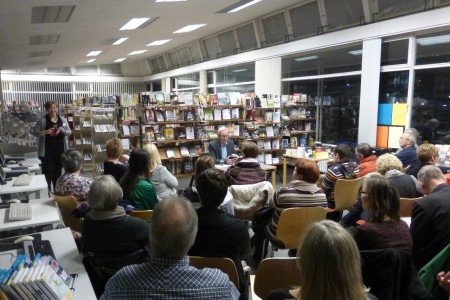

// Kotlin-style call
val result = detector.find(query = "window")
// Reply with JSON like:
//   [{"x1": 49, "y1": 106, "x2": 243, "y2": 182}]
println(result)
[
  {"x1": 381, "y1": 39, "x2": 409, "y2": 66},
  {"x1": 236, "y1": 23, "x2": 257, "y2": 51},
  {"x1": 215, "y1": 63, "x2": 255, "y2": 85},
  {"x1": 379, "y1": 71, "x2": 409, "y2": 104},
  {"x1": 75, "y1": 65, "x2": 97, "y2": 75},
  {"x1": 218, "y1": 30, "x2": 236, "y2": 56},
  {"x1": 168, "y1": 51, "x2": 180, "y2": 69},
  {"x1": 203, "y1": 36, "x2": 219, "y2": 60},
  {"x1": 289, "y1": 2, "x2": 321, "y2": 39},
  {"x1": 175, "y1": 72, "x2": 200, "y2": 90},
  {"x1": 261, "y1": 12, "x2": 287, "y2": 45},
  {"x1": 324, "y1": 0, "x2": 363, "y2": 31},
  {"x1": 376, "y1": 0, "x2": 425, "y2": 20},
  {"x1": 416, "y1": 31, "x2": 450, "y2": 65},
  {"x1": 99, "y1": 64, "x2": 121, "y2": 75}
]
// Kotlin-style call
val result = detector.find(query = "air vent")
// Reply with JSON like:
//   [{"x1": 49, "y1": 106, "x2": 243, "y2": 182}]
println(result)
[
  {"x1": 31, "y1": 5, "x2": 75, "y2": 23},
  {"x1": 28, "y1": 51, "x2": 52, "y2": 58},
  {"x1": 29, "y1": 35, "x2": 60, "y2": 45}
]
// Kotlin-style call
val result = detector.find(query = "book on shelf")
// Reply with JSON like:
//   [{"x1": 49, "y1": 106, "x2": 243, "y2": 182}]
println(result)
[
  {"x1": 197, "y1": 93, "x2": 207, "y2": 106},
  {"x1": 264, "y1": 140, "x2": 271, "y2": 150},
  {"x1": 229, "y1": 92, "x2": 241, "y2": 105},
  {"x1": 222, "y1": 108, "x2": 231, "y2": 120},
  {"x1": 185, "y1": 109, "x2": 195, "y2": 121},
  {"x1": 144, "y1": 126, "x2": 156, "y2": 142},
  {"x1": 165, "y1": 109, "x2": 177, "y2": 122},
  {"x1": 196, "y1": 107, "x2": 205, "y2": 121},
  {"x1": 170, "y1": 94, "x2": 179, "y2": 105},
  {"x1": 207, "y1": 131, "x2": 218, "y2": 139},
  {"x1": 196, "y1": 127, "x2": 207, "y2": 139},
  {"x1": 266, "y1": 126, "x2": 274, "y2": 137},
  {"x1": 272, "y1": 157, "x2": 280, "y2": 164},
  {"x1": 273, "y1": 95, "x2": 281, "y2": 108},
  {"x1": 203, "y1": 141, "x2": 210, "y2": 153},
  {"x1": 182, "y1": 160, "x2": 194, "y2": 174},
  {"x1": 188, "y1": 146, "x2": 199, "y2": 157},
  {"x1": 213, "y1": 108, "x2": 222, "y2": 120},
  {"x1": 267, "y1": 97, "x2": 274, "y2": 108},
  {"x1": 204, "y1": 108, "x2": 214, "y2": 120},
  {"x1": 145, "y1": 109, "x2": 155, "y2": 122},
  {"x1": 258, "y1": 126, "x2": 267, "y2": 137},
  {"x1": 218, "y1": 93, "x2": 230, "y2": 105},
  {"x1": 130, "y1": 124, "x2": 140, "y2": 135},
  {"x1": 185, "y1": 126, "x2": 195, "y2": 139},
  {"x1": 180, "y1": 146, "x2": 190, "y2": 157},
  {"x1": 174, "y1": 127, "x2": 186, "y2": 140},
  {"x1": 163, "y1": 127, "x2": 175, "y2": 140},
  {"x1": 298, "y1": 108, "x2": 306, "y2": 118},
  {"x1": 281, "y1": 137, "x2": 290, "y2": 149},
  {"x1": 260, "y1": 97, "x2": 268, "y2": 108},
  {"x1": 254, "y1": 96, "x2": 261, "y2": 108},
  {"x1": 265, "y1": 112, "x2": 273, "y2": 122},
  {"x1": 95, "y1": 144, "x2": 107, "y2": 152},
  {"x1": 227, "y1": 124, "x2": 240, "y2": 137},
  {"x1": 209, "y1": 94, "x2": 218, "y2": 105},
  {"x1": 122, "y1": 138, "x2": 130, "y2": 150},
  {"x1": 181, "y1": 92, "x2": 193, "y2": 106},
  {"x1": 272, "y1": 111, "x2": 281, "y2": 123},
  {"x1": 166, "y1": 148, "x2": 175, "y2": 159},
  {"x1": 257, "y1": 153, "x2": 264, "y2": 163},
  {"x1": 265, "y1": 153, "x2": 273, "y2": 165},
  {"x1": 272, "y1": 139, "x2": 280, "y2": 149},
  {"x1": 154, "y1": 92, "x2": 165, "y2": 105},
  {"x1": 231, "y1": 108, "x2": 240, "y2": 119},
  {"x1": 257, "y1": 140, "x2": 264, "y2": 150},
  {"x1": 246, "y1": 96, "x2": 253, "y2": 109},
  {"x1": 289, "y1": 108, "x2": 299, "y2": 118}
]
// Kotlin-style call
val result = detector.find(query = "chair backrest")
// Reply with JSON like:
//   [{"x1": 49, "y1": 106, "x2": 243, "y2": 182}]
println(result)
[
  {"x1": 253, "y1": 257, "x2": 300, "y2": 299},
  {"x1": 128, "y1": 210, "x2": 153, "y2": 222},
  {"x1": 333, "y1": 176, "x2": 364, "y2": 211},
  {"x1": 189, "y1": 256, "x2": 239, "y2": 289},
  {"x1": 276, "y1": 207, "x2": 326, "y2": 249},
  {"x1": 399, "y1": 197, "x2": 421, "y2": 217},
  {"x1": 401, "y1": 165, "x2": 411, "y2": 174},
  {"x1": 53, "y1": 195, "x2": 80, "y2": 232}
]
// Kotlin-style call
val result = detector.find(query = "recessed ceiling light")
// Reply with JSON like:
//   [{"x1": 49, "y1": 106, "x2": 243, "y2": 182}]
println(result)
[
  {"x1": 114, "y1": 58, "x2": 127, "y2": 62},
  {"x1": 87, "y1": 51, "x2": 102, "y2": 57},
  {"x1": 147, "y1": 39, "x2": 172, "y2": 46},
  {"x1": 294, "y1": 55, "x2": 319, "y2": 62},
  {"x1": 113, "y1": 37, "x2": 129, "y2": 45},
  {"x1": 87, "y1": 59, "x2": 96, "y2": 63},
  {"x1": 233, "y1": 69, "x2": 247, "y2": 73},
  {"x1": 173, "y1": 24, "x2": 206, "y2": 33},
  {"x1": 120, "y1": 18, "x2": 151, "y2": 30},
  {"x1": 348, "y1": 50, "x2": 363, "y2": 55},
  {"x1": 228, "y1": 0, "x2": 262, "y2": 13},
  {"x1": 128, "y1": 50, "x2": 148, "y2": 55}
]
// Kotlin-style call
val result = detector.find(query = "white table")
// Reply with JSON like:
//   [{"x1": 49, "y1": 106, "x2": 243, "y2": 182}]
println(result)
[
  {"x1": 0, "y1": 198, "x2": 61, "y2": 232},
  {"x1": 0, "y1": 174, "x2": 47, "y2": 198},
  {"x1": 2, "y1": 163, "x2": 41, "y2": 175},
  {"x1": 0, "y1": 227, "x2": 96, "y2": 300}
]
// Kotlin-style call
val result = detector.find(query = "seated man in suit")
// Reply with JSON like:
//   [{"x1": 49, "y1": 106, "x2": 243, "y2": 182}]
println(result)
[
  {"x1": 395, "y1": 130, "x2": 419, "y2": 170},
  {"x1": 101, "y1": 196, "x2": 240, "y2": 300},
  {"x1": 209, "y1": 127, "x2": 238, "y2": 165}
]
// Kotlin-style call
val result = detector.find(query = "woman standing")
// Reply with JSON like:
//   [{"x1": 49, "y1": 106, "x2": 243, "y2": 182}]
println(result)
[{"x1": 33, "y1": 100, "x2": 71, "y2": 191}]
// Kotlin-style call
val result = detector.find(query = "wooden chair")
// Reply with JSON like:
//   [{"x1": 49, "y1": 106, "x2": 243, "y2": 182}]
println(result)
[
  {"x1": 253, "y1": 257, "x2": 300, "y2": 300},
  {"x1": 189, "y1": 256, "x2": 240, "y2": 289},
  {"x1": 265, "y1": 207, "x2": 326, "y2": 253},
  {"x1": 399, "y1": 197, "x2": 422, "y2": 217},
  {"x1": 326, "y1": 176, "x2": 364, "y2": 213},
  {"x1": 53, "y1": 195, "x2": 81, "y2": 232},
  {"x1": 401, "y1": 165, "x2": 411, "y2": 174},
  {"x1": 128, "y1": 210, "x2": 153, "y2": 222}
]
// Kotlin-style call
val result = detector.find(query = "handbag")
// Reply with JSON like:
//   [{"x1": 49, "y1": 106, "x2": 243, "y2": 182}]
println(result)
[{"x1": 251, "y1": 206, "x2": 275, "y2": 233}]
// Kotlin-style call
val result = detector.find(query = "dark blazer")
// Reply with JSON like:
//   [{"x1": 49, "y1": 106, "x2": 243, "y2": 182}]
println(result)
[
  {"x1": 395, "y1": 145, "x2": 419, "y2": 169},
  {"x1": 208, "y1": 139, "x2": 236, "y2": 164},
  {"x1": 411, "y1": 184, "x2": 450, "y2": 270}
]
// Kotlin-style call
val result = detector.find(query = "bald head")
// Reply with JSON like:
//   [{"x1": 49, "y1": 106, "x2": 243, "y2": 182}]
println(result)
[{"x1": 150, "y1": 196, "x2": 198, "y2": 259}]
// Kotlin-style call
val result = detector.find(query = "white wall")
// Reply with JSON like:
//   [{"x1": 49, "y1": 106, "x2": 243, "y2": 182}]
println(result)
[{"x1": 255, "y1": 57, "x2": 282, "y2": 96}]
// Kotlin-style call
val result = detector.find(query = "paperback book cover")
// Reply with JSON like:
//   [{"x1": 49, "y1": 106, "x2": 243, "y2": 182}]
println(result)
[
  {"x1": 174, "y1": 127, "x2": 186, "y2": 140},
  {"x1": 185, "y1": 126, "x2": 195, "y2": 139},
  {"x1": 155, "y1": 110, "x2": 165, "y2": 122},
  {"x1": 231, "y1": 108, "x2": 240, "y2": 119},
  {"x1": 209, "y1": 94, "x2": 219, "y2": 105},
  {"x1": 204, "y1": 108, "x2": 214, "y2": 121},
  {"x1": 180, "y1": 146, "x2": 190, "y2": 157},
  {"x1": 218, "y1": 93, "x2": 230, "y2": 105},
  {"x1": 213, "y1": 108, "x2": 222, "y2": 120},
  {"x1": 222, "y1": 108, "x2": 231, "y2": 120},
  {"x1": 163, "y1": 127, "x2": 175, "y2": 140}
]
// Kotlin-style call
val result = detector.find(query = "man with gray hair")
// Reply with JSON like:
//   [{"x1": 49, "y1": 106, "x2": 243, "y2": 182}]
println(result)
[
  {"x1": 395, "y1": 130, "x2": 419, "y2": 169},
  {"x1": 208, "y1": 127, "x2": 238, "y2": 164},
  {"x1": 101, "y1": 197, "x2": 240, "y2": 299},
  {"x1": 411, "y1": 165, "x2": 450, "y2": 269}
]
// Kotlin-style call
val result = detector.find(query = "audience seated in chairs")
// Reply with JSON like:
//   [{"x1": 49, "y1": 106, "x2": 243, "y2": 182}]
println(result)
[
  {"x1": 182, "y1": 154, "x2": 215, "y2": 204},
  {"x1": 355, "y1": 143, "x2": 377, "y2": 177},
  {"x1": 320, "y1": 144, "x2": 359, "y2": 220},
  {"x1": 224, "y1": 141, "x2": 268, "y2": 185},
  {"x1": 252, "y1": 158, "x2": 327, "y2": 263},
  {"x1": 120, "y1": 148, "x2": 158, "y2": 210},
  {"x1": 350, "y1": 173, "x2": 412, "y2": 252},
  {"x1": 144, "y1": 143, "x2": 178, "y2": 201},
  {"x1": 407, "y1": 143, "x2": 439, "y2": 179},
  {"x1": 103, "y1": 138, "x2": 128, "y2": 183},
  {"x1": 55, "y1": 149, "x2": 93, "y2": 204},
  {"x1": 188, "y1": 169, "x2": 250, "y2": 300},
  {"x1": 81, "y1": 175, "x2": 150, "y2": 297},
  {"x1": 266, "y1": 220, "x2": 376, "y2": 300}
]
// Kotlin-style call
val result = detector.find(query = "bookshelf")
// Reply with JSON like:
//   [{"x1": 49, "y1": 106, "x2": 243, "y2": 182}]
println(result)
[
  {"x1": 73, "y1": 108, "x2": 93, "y2": 173},
  {"x1": 91, "y1": 108, "x2": 117, "y2": 178}
]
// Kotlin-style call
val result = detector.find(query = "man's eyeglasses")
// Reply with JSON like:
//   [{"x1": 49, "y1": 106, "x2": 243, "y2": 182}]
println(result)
[
  {"x1": 219, "y1": 135, "x2": 228, "y2": 138},
  {"x1": 360, "y1": 191, "x2": 370, "y2": 195}
]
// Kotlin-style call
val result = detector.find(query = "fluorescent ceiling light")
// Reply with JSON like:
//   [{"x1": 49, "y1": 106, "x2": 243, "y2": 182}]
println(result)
[
  {"x1": 348, "y1": 50, "x2": 363, "y2": 55},
  {"x1": 114, "y1": 58, "x2": 127, "y2": 62},
  {"x1": 228, "y1": 0, "x2": 262, "y2": 13},
  {"x1": 147, "y1": 39, "x2": 172, "y2": 46},
  {"x1": 417, "y1": 34, "x2": 450, "y2": 46},
  {"x1": 294, "y1": 55, "x2": 319, "y2": 62},
  {"x1": 113, "y1": 37, "x2": 128, "y2": 45},
  {"x1": 128, "y1": 50, "x2": 148, "y2": 55},
  {"x1": 87, "y1": 59, "x2": 96, "y2": 63},
  {"x1": 87, "y1": 51, "x2": 102, "y2": 57},
  {"x1": 155, "y1": 0, "x2": 186, "y2": 2},
  {"x1": 120, "y1": 18, "x2": 151, "y2": 30},
  {"x1": 173, "y1": 24, "x2": 206, "y2": 33},
  {"x1": 233, "y1": 69, "x2": 247, "y2": 73}
]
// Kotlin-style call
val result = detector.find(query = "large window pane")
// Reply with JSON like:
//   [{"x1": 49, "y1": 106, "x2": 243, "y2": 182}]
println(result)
[
  {"x1": 176, "y1": 72, "x2": 199, "y2": 90},
  {"x1": 376, "y1": 0, "x2": 425, "y2": 20},
  {"x1": 378, "y1": 71, "x2": 409, "y2": 104},
  {"x1": 283, "y1": 75, "x2": 361, "y2": 144},
  {"x1": 411, "y1": 68, "x2": 450, "y2": 144},
  {"x1": 282, "y1": 45, "x2": 362, "y2": 78},
  {"x1": 236, "y1": 23, "x2": 257, "y2": 51},
  {"x1": 215, "y1": 63, "x2": 255, "y2": 85},
  {"x1": 289, "y1": 2, "x2": 321, "y2": 39},
  {"x1": 203, "y1": 37, "x2": 219, "y2": 60},
  {"x1": 381, "y1": 39, "x2": 409, "y2": 66},
  {"x1": 324, "y1": 0, "x2": 363, "y2": 31},
  {"x1": 261, "y1": 12, "x2": 287, "y2": 45},
  {"x1": 216, "y1": 84, "x2": 254, "y2": 93},
  {"x1": 218, "y1": 30, "x2": 236, "y2": 56},
  {"x1": 416, "y1": 31, "x2": 450, "y2": 65}
]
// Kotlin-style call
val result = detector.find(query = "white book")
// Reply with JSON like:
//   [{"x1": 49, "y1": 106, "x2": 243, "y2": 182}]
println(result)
[
  {"x1": 214, "y1": 108, "x2": 222, "y2": 120},
  {"x1": 257, "y1": 154, "x2": 265, "y2": 163},
  {"x1": 272, "y1": 111, "x2": 281, "y2": 123},
  {"x1": 186, "y1": 126, "x2": 195, "y2": 139},
  {"x1": 266, "y1": 126, "x2": 274, "y2": 137},
  {"x1": 265, "y1": 112, "x2": 273, "y2": 122},
  {"x1": 273, "y1": 95, "x2": 281, "y2": 108},
  {"x1": 121, "y1": 138, "x2": 130, "y2": 150},
  {"x1": 264, "y1": 140, "x2": 271, "y2": 150},
  {"x1": 272, "y1": 139, "x2": 280, "y2": 149},
  {"x1": 231, "y1": 108, "x2": 240, "y2": 119},
  {"x1": 264, "y1": 154, "x2": 273, "y2": 165},
  {"x1": 222, "y1": 108, "x2": 231, "y2": 120},
  {"x1": 272, "y1": 157, "x2": 280, "y2": 164}
]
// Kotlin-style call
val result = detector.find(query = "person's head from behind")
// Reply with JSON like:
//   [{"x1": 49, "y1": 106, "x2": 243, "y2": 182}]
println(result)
[
  {"x1": 293, "y1": 158, "x2": 319, "y2": 184},
  {"x1": 128, "y1": 148, "x2": 151, "y2": 178},
  {"x1": 333, "y1": 144, "x2": 351, "y2": 163},
  {"x1": 144, "y1": 143, "x2": 162, "y2": 172},
  {"x1": 355, "y1": 143, "x2": 373, "y2": 161},
  {"x1": 417, "y1": 165, "x2": 446, "y2": 195},
  {"x1": 376, "y1": 153, "x2": 403, "y2": 175},
  {"x1": 399, "y1": 131, "x2": 416, "y2": 148},
  {"x1": 87, "y1": 175, "x2": 123, "y2": 211},
  {"x1": 106, "y1": 138, "x2": 123, "y2": 160},
  {"x1": 361, "y1": 173, "x2": 400, "y2": 223},
  {"x1": 194, "y1": 154, "x2": 215, "y2": 185},
  {"x1": 298, "y1": 220, "x2": 367, "y2": 300},
  {"x1": 241, "y1": 141, "x2": 259, "y2": 159},
  {"x1": 416, "y1": 144, "x2": 438, "y2": 164},
  {"x1": 61, "y1": 149, "x2": 83, "y2": 173},
  {"x1": 196, "y1": 169, "x2": 228, "y2": 208},
  {"x1": 150, "y1": 196, "x2": 198, "y2": 259}
]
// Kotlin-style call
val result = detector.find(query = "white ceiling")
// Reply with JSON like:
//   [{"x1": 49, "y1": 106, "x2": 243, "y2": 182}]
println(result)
[{"x1": 0, "y1": 0, "x2": 302, "y2": 71}]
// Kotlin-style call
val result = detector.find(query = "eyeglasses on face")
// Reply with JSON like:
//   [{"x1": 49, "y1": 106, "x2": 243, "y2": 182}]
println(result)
[{"x1": 360, "y1": 191, "x2": 370, "y2": 195}]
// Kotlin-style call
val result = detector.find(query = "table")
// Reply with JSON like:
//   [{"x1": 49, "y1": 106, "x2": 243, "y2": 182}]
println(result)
[
  {"x1": 0, "y1": 174, "x2": 47, "y2": 198},
  {"x1": 282, "y1": 154, "x2": 329, "y2": 187},
  {"x1": 216, "y1": 163, "x2": 277, "y2": 188},
  {"x1": 2, "y1": 163, "x2": 41, "y2": 175},
  {"x1": 0, "y1": 227, "x2": 96, "y2": 300},
  {"x1": 0, "y1": 198, "x2": 61, "y2": 232}
]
